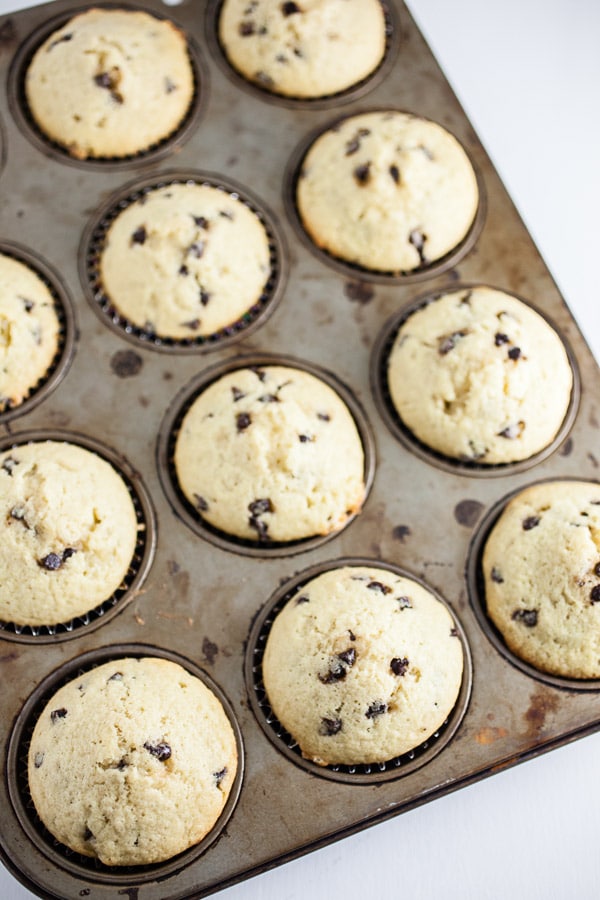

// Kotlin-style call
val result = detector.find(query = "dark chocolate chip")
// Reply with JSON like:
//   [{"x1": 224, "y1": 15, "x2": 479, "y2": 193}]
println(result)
[
  {"x1": 131, "y1": 226, "x2": 147, "y2": 245},
  {"x1": 390, "y1": 657, "x2": 409, "y2": 676},
  {"x1": 248, "y1": 498, "x2": 274, "y2": 516},
  {"x1": 193, "y1": 216, "x2": 210, "y2": 229},
  {"x1": 144, "y1": 741, "x2": 171, "y2": 761},
  {"x1": 508, "y1": 346, "x2": 522, "y2": 360},
  {"x1": 236, "y1": 412, "x2": 252, "y2": 432},
  {"x1": 194, "y1": 494, "x2": 209, "y2": 512},
  {"x1": 249, "y1": 515, "x2": 270, "y2": 540},
  {"x1": 590, "y1": 585, "x2": 600, "y2": 604},
  {"x1": 344, "y1": 127, "x2": 371, "y2": 156},
  {"x1": 438, "y1": 330, "x2": 468, "y2": 355},
  {"x1": 21, "y1": 298, "x2": 35, "y2": 313},
  {"x1": 317, "y1": 412, "x2": 331, "y2": 422},
  {"x1": 367, "y1": 580, "x2": 392, "y2": 594},
  {"x1": 181, "y1": 318, "x2": 201, "y2": 331},
  {"x1": 511, "y1": 609, "x2": 538, "y2": 627},
  {"x1": 397, "y1": 596, "x2": 412, "y2": 609},
  {"x1": 281, "y1": 1, "x2": 301, "y2": 14},
  {"x1": 498, "y1": 421, "x2": 525, "y2": 440},
  {"x1": 179, "y1": 264, "x2": 189, "y2": 276},
  {"x1": 450, "y1": 627, "x2": 459, "y2": 637},
  {"x1": 83, "y1": 827, "x2": 94, "y2": 842},
  {"x1": 187, "y1": 241, "x2": 205, "y2": 259},
  {"x1": 2, "y1": 456, "x2": 19, "y2": 475},
  {"x1": 94, "y1": 72, "x2": 112, "y2": 89},
  {"x1": 594, "y1": 563, "x2": 600, "y2": 577},
  {"x1": 255, "y1": 70, "x2": 275, "y2": 87},
  {"x1": 319, "y1": 717, "x2": 342, "y2": 736},
  {"x1": 34, "y1": 752, "x2": 44, "y2": 768},
  {"x1": 50, "y1": 708, "x2": 68, "y2": 723},
  {"x1": 522, "y1": 516, "x2": 541, "y2": 531},
  {"x1": 39, "y1": 552, "x2": 64, "y2": 571},
  {"x1": 337, "y1": 648, "x2": 356, "y2": 667},
  {"x1": 353, "y1": 162, "x2": 371, "y2": 185},
  {"x1": 318, "y1": 661, "x2": 347, "y2": 684},
  {"x1": 165, "y1": 77, "x2": 177, "y2": 94},
  {"x1": 250, "y1": 366, "x2": 267, "y2": 382},
  {"x1": 199, "y1": 288, "x2": 211, "y2": 306},
  {"x1": 494, "y1": 332, "x2": 510, "y2": 346},
  {"x1": 9, "y1": 506, "x2": 27, "y2": 522},
  {"x1": 239, "y1": 21, "x2": 255, "y2": 35},
  {"x1": 491, "y1": 567, "x2": 504, "y2": 584},
  {"x1": 298, "y1": 433, "x2": 313, "y2": 443},
  {"x1": 259, "y1": 393, "x2": 279, "y2": 403},
  {"x1": 231, "y1": 386, "x2": 245, "y2": 401},
  {"x1": 107, "y1": 671, "x2": 123, "y2": 682},
  {"x1": 295, "y1": 593, "x2": 310, "y2": 605},
  {"x1": 365, "y1": 700, "x2": 387, "y2": 719},
  {"x1": 389, "y1": 164, "x2": 400, "y2": 184},
  {"x1": 214, "y1": 767, "x2": 228, "y2": 787},
  {"x1": 47, "y1": 32, "x2": 73, "y2": 51}
]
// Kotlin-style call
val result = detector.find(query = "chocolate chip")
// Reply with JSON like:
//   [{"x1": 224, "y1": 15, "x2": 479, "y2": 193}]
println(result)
[
  {"x1": 438, "y1": 330, "x2": 467, "y2": 355},
  {"x1": 239, "y1": 21, "x2": 255, "y2": 35},
  {"x1": 365, "y1": 701, "x2": 387, "y2": 719},
  {"x1": 491, "y1": 567, "x2": 504, "y2": 584},
  {"x1": 319, "y1": 717, "x2": 342, "y2": 736},
  {"x1": 38, "y1": 552, "x2": 63, "y2": 571},
  {"x1": 250, "y1": 366, "x2": 267, "y2": 382},
  {"x1": 281, "y1": 1, "x2": 301, "y2": 14},
  {"x1": 295, "y1": 593, "x2": 310, "y2": 605},
  {"x1": 409, "y1": 228, "x2": 427, "y2": 265},
  {"x1": 179, "y1": 264, "x2": 189, "y2": 276},
  {"x1": 193, "y1": 216, "x2": 210, "y2": 229},
  {"x1": 317, "y1": 412, "x2": 330, "y2": 422},
  {"x1": 83, "y1": 827, "x2": 94, "y2": 842},
  {"x1": 131, "y1": 226, "x2": 147, "y2": 245},
  {"x1": 165, "y1": 77, "x2": 177, "y2": 94},
  {"x1": 248, "y1": 498, "x2": 274, "y2": 516},
  {"x1": 21, "y1": 298, "x2": 35, "y2": 313},
  {"x1": 522, "y1": 516, "x2": 540, "y2": 531},
  {"x1": 508, "y1": 347, "x2": 522, "y2": 360},
  {"x1": 194, "y1": 494, "x2": 209, "y2": 512},
  {"x1": 47, "y1": 32, "x2": 73, "y2": 51},
  {"x1": 9, "y1": 506, "x2": 27, "y2": 522},
  {"x1": 494, "y1": 332, "x2": 510, "y2": 346},
  {"x1": 94, "y1": 72, "x2": 112, "y2": 89},
  {"x1": 107, "y1": 671, "x2": 123, "y2": 682},
  {"x1": 594, "y1": 563, "x2": 600, "y2": 577},
  {"x1": 511, "y1": 609, "x2": 538, "y2": 627},
  {"x1": 2, "y1": 456, "x2": 19, "y2": 475},
  {"x1": 214, "y1": 767, "x2": 228, "y2": 786},
  {"x1": 187, "y1": 241, "x2": 205, "y2": 259},
  {"x1": 181, "y1": 318, "x2": 200, "y2": 331},
  {"x1": 318, "y1": 661, "x2": 347, "y2": 684},
  {"x1": 367, "y1": 580, "x2": 392, "y2": 594},
  {"x1": 34, "y1": 752, "x2": 44, "y2": 768},
  {"x1": 219, "y1": 209, "x2": 234, "y2": 220},
  {"x1": 199, "y1": 288, "x2": 211, "y2": 306},
  {"x1": 259, "y1": 393, "x2": 279, "y2": 403},
  {"x1": 344, "y1": 128, "x2": 371, "y2": 156},
  {"x1": 231, "y1": 386, "x2": 245, "y2": 401},
  {"x1": 144, "y1": 741, "x2": 171, "y2": 761},
  {"x1": 50, "y1": 708, "x2": 68, "y2": 723},
  {"x1": 390, "y1": 657, "x2": 409, "y2": 676},
  {"x1": 353, "y1": 163, "x2": 371, "y2": 185},
  {"x1": 337, "y1": 648, "x2": 356, "y2": 667},
  {"x1": 389, "y1": 164, "x2": 400, "y2": 183},
  {"x1": 397, "y1": 596, "x2": 412, "y2": 609},
  {"x1": 236, "y1": 412, "x2": 252, "y2": 432},
  {"x1": 498, "y1": 421, "x2": 525, "y2": 440},
  {"x1": 298, "y1": 433, "x2": 313, "y2": 443},
  {"x1": 450, "y1": 627, "x2": 459, "y2": 637},
  {"x1": 591, "y1": 585, "x2": 600, "y2": 604},
  {"x1": 255, "y1": 70, "x2": 275, "y2": 87}
]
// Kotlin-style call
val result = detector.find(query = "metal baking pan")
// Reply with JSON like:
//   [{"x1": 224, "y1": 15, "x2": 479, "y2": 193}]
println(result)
[{"x1": 1, "y1": 1, "x2": 599, "y2": 898}]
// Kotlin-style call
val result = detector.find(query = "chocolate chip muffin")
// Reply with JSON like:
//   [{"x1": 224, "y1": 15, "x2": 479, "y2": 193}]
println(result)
[
  {"x1": 0, "y1": 252, "x2": 60, "y2": 412},
  {"x1": 296, "y1": 110, "x2": 479, "y2": 273},
  {"x1": 218, "y1": 0, "x2": 387, "y2": 98},
  {"x1": 173, "y1": 365, "x2": 366, "y2": 542},
  {"x1": 98, "y1": 182, "x2": 271, "y2": 340},
  {"x1": 24, "y1": 8, "x2": 194, "y2": 159},
  {"x1": 28, "y1": 656, "x2": 238, "y2": 866},
  {"x1": 483, "y1": 480, "x2": 600, "y2": 679},
  {"x1": 386, "y1": 286, "x2": 573, "y2": 464},
  {"x1": 262, "y1": 564, "x2": 464, "y2": 765},
  {"x1": 0, "y1": 440, "x2": 139, "y2": 626}
]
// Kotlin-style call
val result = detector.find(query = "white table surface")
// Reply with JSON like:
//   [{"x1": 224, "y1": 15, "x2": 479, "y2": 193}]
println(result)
[{"x1": 0, "y1": 1, "x2": 599, "y2": 898}]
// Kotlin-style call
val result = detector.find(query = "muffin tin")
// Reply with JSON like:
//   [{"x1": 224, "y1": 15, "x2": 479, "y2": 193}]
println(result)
[{"x1": 0, "y1": 1, "x2": 599, "y2": 898}]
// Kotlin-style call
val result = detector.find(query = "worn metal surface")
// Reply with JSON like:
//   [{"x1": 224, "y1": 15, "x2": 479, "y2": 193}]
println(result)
[{"x1": 0, "y1": 1, "x2": 599, "y2": 898}]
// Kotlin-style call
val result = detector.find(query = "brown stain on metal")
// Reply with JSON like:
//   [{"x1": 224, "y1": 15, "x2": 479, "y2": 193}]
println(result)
[
  {"x1": 110, "y1": 349, "x2": 143, "y2": 378},
  {"x1": 344, "y1": 281, "x2": 375, "y2": 304},
  {"x1": 524, "y1": 689, "x2": 560, "y2": 737},
  {"x1": 392, "y1": 524, "x2": 412, "y2": 542},
  {"x1": 475, "y1": 726, "x2": 508, "y2": 745},
  {"x1": 0, "y1": 19, "x2": 17, "y2": 50},
  {"x1": 558, "y1": 437, "x2": 573, "y2": 457},
  {"x1": 202, "y1": 636, "x2": 219, "y2": 665},
  {"x1": 0, "y1": 650, "x2": 18, "y2": 663},
  {"x1": 454, "y1": 499, "x2": 484, "y2": 528}
]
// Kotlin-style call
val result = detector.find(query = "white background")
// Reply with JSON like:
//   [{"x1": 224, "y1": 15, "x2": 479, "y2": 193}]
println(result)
[{"x1": 1, "y1": 1, "x2": 599, "y2": 898}]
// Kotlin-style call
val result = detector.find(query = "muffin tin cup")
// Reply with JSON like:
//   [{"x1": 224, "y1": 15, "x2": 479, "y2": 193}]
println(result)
[
  {"x1": 0, "y1": 241, "x2": 76, "y2": 424},
  {"x1": 0, "y1": 429, "x2": 156, "y2": 644},
  {"x1": 6, "y1": 642, "x2": 245, "y2": 886},
  {"x1": 467, "y1": 477, "x2": 600, "y2": 693},
  {"x1": 284, "y1": 108, "x2": 487, "y2": 284},
  {"x1": 245, "y1": 556, "x2": 473, "y2": 784},
  {"x1": 79, "y1": 170, "x2": 287, "y2": 353},
  {"x1": 7, "y1": 2, "x2": 209, "y2": 170},
  {"x1": 370, "y1": 283, "x2": 581, "y2": 478},
  {"x1": 156, "y1": 352, "x2": 376, "y2": 557},
  {"x1": 0, "y1": 0, "x2": 599, "y2": 897},
  {"x1": 207, "y1": 0, "x2": 400, "y2": 110}
]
